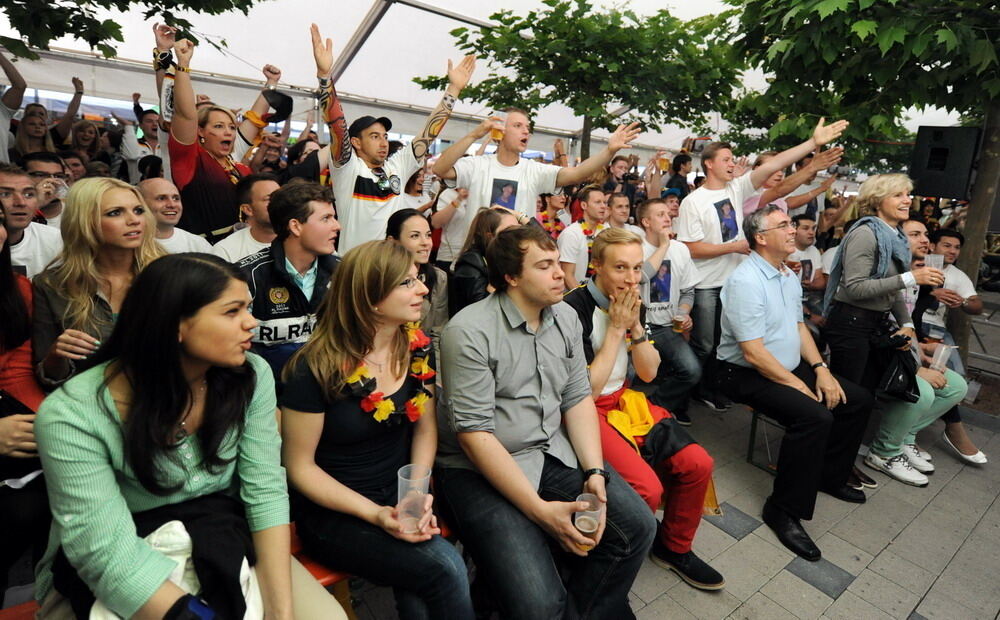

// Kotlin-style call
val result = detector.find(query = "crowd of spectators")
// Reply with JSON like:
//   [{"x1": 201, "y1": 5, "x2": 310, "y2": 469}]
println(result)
[{"x1": 0, "y1": 20, "x2": 991, "y2": 619}]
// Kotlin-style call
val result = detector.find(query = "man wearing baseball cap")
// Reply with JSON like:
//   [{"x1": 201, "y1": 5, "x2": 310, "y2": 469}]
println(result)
[{"x1": 306, "y1": 24, "x2": 477, "y2": 253}]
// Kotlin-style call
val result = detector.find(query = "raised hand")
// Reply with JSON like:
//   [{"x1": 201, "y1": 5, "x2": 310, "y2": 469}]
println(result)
[
  {"x1": 732, "y1": 155, "x2": 750, "y2": 178},
  {"x1": 174, "y1": 39, "x2": 195, "y2": 68},
  {"x1": 812, "y1": 117, "x2": 849, "y2": 147},
  {"x1": 71, "y1": 77, "x2": 83, "y2": 93},
  {"x1": 819, "y1": 174, "x2": 838, "y2": 192},
  {"x1": 132, "y1": 92, "x2": 141, "y2": 103},
  {"x1": 311, "y1": 23, "x2": 334, "y2": 79},
  {"x1": 446, "y1": 54, "x2": 476, "y2": 93},
  {"x1": 608, "y1": 122, "x2": 641, "y2": 152},
  {"x1": 810, "y1": 146, "x2": 844, "y2": 171},
  {"x1": 111, "y1": 111, "x2": 133, "y2": 126},
  {"x1": 262, "y1": 64, "x2": 281, "y2": 86},
  {"x1": 153, "y1": 23, "x2": 177, "y2": 51}
]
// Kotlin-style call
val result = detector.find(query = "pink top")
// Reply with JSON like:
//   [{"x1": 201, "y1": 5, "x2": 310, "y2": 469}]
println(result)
[{"x1": 743, "y1": 194, "x2": 788, "y2": 216}]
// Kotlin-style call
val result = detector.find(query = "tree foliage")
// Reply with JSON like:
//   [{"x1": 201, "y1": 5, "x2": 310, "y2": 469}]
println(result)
[
  {"x1": 724, "y1": 0, "x2": 1000, "y2": 173},
  {"x1": 414, "y1": 0, "x2": 742, "y2": 156},
  {"x1": 0, "y1": 0, "x2": 260, "y2": 60}
]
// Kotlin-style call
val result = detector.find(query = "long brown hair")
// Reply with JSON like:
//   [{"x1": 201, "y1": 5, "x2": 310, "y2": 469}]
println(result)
[{"x1": 284, "y1": 240, "x2": 414, "y2": 401}]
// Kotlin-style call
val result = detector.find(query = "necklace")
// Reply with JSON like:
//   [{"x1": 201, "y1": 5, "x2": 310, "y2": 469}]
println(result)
[
  {"x1": 578, "y1": 219, "x2": 607, "y2": 278},
  {"x1": 363, "y1": 356, "x2": 388, "y2": 371},
  {"x1": 175, "y1": 379, "x2": 207, "y2": 441}
]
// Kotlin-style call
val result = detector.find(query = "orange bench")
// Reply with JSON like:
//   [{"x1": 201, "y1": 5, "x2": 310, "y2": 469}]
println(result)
[{"x1": 0, "y1": 600, "x2": 38, "y2": 620}]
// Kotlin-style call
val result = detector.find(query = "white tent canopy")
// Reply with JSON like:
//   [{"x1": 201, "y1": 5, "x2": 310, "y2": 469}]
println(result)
[{"x1": 0, "y1": 0, "x2": 958, "y2": 157}]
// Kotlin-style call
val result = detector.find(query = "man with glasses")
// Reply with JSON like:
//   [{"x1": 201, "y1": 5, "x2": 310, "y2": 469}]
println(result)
[
  {"x1": 715, "y1": 206, "x2": 872, "y2": 562},
  {"x1": 0, "y1": 164, "x2": 63, "y2": 278},
  {"x1": 22, "y1": 152, "x2": 71, "y2": 229},
  {"x1": 238, "y1": 182, "x2": 341, "y2": 379}
]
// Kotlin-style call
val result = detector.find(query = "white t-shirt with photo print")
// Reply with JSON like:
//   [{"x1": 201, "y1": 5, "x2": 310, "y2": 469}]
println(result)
[
  {"x1": 673, "y1": 173, "x2": 755, "y2": 289},
  {"x1": 452, "y1": 154, "x2": 561, "y2": 216},
  {"x1": 641, "y1": 238, "x2": 701, "y2": 327}
]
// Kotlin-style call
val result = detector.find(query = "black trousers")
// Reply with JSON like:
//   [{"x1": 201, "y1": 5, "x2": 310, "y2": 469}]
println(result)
[
  {"x1": 719, "y1": 361, "x2": 874, "y2": 520},
  {"x1": 0, "y1": 477, "x2": 50, "y2": 593}
]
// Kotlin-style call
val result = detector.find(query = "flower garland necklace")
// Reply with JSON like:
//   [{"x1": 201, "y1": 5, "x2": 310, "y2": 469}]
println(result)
[
  {"x1": 579, "y1": 219, "x2": 607, "y2": 278},
  {"x1": 345, "y1": 322, "x2": 435, "y2": 424},
  {"x1": 540, "y1": 209, "x2": 565, "y2": 239}
]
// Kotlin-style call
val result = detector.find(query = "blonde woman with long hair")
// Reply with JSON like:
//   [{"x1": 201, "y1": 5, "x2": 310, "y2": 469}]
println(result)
[
  {"x1": 280, "y1": 240, "x2": 473, "y2": 619},
  {"x1": 32, "y1": 177, "x2": 164, "y2": 386},
  {"x1": 12, "y1": 110, "x2": 57, "y2": 160}
]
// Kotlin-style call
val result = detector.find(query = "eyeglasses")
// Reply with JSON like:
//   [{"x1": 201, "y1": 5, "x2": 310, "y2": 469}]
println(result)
[
  {"x1": 28, "y1": 171, "x2": 70, "y2": 181},
  {"x1": 399, "y1": 273, "x2": 427, "y2": 288},
  {"x1": 757, "y1": 221, "x2": 795, "y2": 234}
]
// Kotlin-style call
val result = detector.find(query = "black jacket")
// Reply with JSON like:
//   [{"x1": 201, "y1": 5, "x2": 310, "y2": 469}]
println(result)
[
  {"x1": 450, "y1": 249, "x2": 489, "y2": 317},
  {"x1": 238, "y1": 239, "x2": 340, "y2": 378}
]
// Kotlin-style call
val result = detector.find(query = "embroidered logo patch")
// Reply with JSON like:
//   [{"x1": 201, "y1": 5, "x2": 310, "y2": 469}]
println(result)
[{"x1": 269, "y1": 287, "x2": 290, "y2": 304}]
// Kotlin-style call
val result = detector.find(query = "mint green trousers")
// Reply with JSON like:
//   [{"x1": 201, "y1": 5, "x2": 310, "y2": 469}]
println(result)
[{"x1": 870, "y1": 369, "x2": 968, "y2": 458}]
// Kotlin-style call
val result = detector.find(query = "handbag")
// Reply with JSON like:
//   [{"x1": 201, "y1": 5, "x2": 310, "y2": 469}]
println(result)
[
  {"x1": 0, "y1": 389, "x2": 42, "y2": 480},
  {"x1": 869, "y1": 321, "x2": 920, "y2": 403}
]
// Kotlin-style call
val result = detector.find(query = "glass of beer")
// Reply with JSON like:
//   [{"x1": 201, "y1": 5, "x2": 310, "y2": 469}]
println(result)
[
  {"x1": 489, "y1": 113, "x2": 506, "y2": 142},
  {"x1": 574, "y1": 493, "x2": 603, "y2": 551},
  {"x1": 658, "y1": 155, "x2": 670, "y2": 172},
  {"x1": 672, "y1": 313, "x2": 688, "y2": 333}
]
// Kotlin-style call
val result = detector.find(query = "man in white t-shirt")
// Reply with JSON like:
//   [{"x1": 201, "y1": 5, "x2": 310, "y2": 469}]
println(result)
[
  {"x1": 138, "y1": 177, "x2": 213, "y2": 254},
  {"x1": 788, "y1": 214, "x2": 827, "y2": 334},
  {"x1": 607, "y1": 192, "x2": 645, "y2": 237},
  {"x1": 636, "y1": 198, "x2": 702, "y2": 425},
  {"x1": 558, "y1": 186, "x2": 609, "y2": 289},
  {"x1": 431, "y1": 186, "x2": 472, "y2": 271},
  {"x1": 0, "y1": 50, "x2": 26, "y2": 164},
  {"x1": 923, "y1": 229, "x2": 983, "y2": 372},
  {"x1": 431, "y1": 107, "x2": 641, "y2": 218},
  {"x1": 213, "y1": 174, "x2": 280, "y2": 263},
  {"x1": 1, "y1": 164, "x2": 63, "y2": 277},
  {"x1": 673, "y1": 118, "x2": 848, "y2": 410},
  {"x1": 309, "y1": 24, "x2": 477, "y2": 253}
]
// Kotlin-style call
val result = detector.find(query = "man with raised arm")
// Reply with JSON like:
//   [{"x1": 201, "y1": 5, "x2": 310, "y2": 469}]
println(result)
[
  {"x1": 308, "y1": 24, "x2": 475, "y2": 253},
  {"x1": 0, "y1": 48, "x2": 27, "y2": 164},
  {"x1": 431, "y1": 109, "x2": 641, "y2": 218},
  {"x1": 673, "y1": 118, "x2": 848, "y2": 412},
  {"x1": 435, "y1": 225, "x2": 655, "y2": 619}
]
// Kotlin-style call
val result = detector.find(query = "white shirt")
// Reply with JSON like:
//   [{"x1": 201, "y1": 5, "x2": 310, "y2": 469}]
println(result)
[
  {"x1": 10, "y1": 222, "x2": 63, "y2": 278},
  {"x1": 435, "y1": 188, "x2": 474, "y2": 264},
  {"x1": 641, "y1": 238, "x2": 701, "y2": 326},
  {"x1": 0, "y1": 100, "x2": 15, "y2": 164},
  {"x1": 821, "y1": 246, "x2": 839, "y2": 274},
  {"x1": 43, "y1": 212, "x2": 63, "y2": 231},
  {"x1": 558, "y1": 221, "x2": 607, "y2": 285},
  {"x1": 923, "y1": 264, "x2": 977, "y2": 328},
  {"x1": 788, "y1": 245, "x2": 823, "y2": 289},
  {"x1": 156, "y1": 227, "x2": 213, "y2": 254},
  {"x1": 452, "y1": 154, "x2": 561, "y2": 217},
  {"x1": 213, "y1": 227, "x2": 271, "y2": 263},
  {"x1": 591, "y1": 308, "x2": 629, "y2": 396},
  {"x1": 331, "y1": 145, "x2": 421, "y2": 254},
  {"x1": 398, "y1": 192, "x2": 430, "y2": 212},
  {"x1": 674, "y1": 173, "x2": 755, "y2": 288}
]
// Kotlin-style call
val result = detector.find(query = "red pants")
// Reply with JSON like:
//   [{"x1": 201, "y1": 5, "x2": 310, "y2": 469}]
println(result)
[{"x1": 595, "y1": 390, "x2": 713, "y2": 553}]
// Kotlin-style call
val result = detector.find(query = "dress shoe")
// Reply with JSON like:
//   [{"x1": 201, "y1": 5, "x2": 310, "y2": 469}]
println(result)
[
  {"x1": 942, "y1": 431, "x2": 988, "y2": 465},
  {"x1": 852, "y1": 465, "x2": 878, "y2": 489},
  {"x1": 820, "y1": 484, "x2": 866, "y2": 504},
  {"x1": 762, "y1": 498, "x2": 821, "y2": 561}
]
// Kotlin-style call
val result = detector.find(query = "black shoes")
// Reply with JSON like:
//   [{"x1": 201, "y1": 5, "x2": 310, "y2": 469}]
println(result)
[
  {"x1": 649, "y1": 536, "x2": 725, "y2": 590},
  {"x1": 820, "y1": 484, "x2": 866, "y2": 504},
  {"x1": 672, "y1": 409, "x2": 692, "y2": 426},
  {"x1": 762, "y1": 498, "x2": 821, "y2": 562},
  {"x1": 695, "y1": 393, "x2": 732, "y2": 412}
]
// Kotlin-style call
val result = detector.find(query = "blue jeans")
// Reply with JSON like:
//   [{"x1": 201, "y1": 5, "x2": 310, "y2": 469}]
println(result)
[
  {"x1": 690, "y1": 287, "x2": 723, "y2": 397},
  {"x1": 435, "y1": 454, "x2": 656, "y2": 620},
  {"x1": 297, "y1": 504, "x2": 473, "y2": 620},
  {"x1": 646, "y1": 325, "x2": 702, "y2": 415}
]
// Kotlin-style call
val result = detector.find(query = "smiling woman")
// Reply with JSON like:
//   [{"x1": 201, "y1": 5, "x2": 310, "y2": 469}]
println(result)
[
  {"x1": 31, "y1": 177, "x2": 164, "y2": 387},
  {"x1": 386, "y1": 208, "x2": 449, "y2": 343}
]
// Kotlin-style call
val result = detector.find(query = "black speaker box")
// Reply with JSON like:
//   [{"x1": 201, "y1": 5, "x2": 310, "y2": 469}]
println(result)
[{"x1": 909, "y1": 126, "x2": 981, "y2": 199}]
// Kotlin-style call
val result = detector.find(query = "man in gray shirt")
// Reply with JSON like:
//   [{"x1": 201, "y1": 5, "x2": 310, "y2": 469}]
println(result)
[{"x1": 435, "y1": 226, "x2": 655, "y2": 619}]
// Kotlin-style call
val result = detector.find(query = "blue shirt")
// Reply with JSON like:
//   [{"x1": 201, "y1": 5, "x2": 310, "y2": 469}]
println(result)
[
  {"x1": 718, "y1": 251, "x2": 804, "y2": 371},
  {"x1": 284, "y1": 257, "x2": 318, "y2": 301}
]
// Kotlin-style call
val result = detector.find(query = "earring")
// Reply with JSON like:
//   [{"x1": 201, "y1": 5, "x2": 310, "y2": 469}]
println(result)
[{"x1": 373, "y1": 306, "x2": 379, "y2": 313}]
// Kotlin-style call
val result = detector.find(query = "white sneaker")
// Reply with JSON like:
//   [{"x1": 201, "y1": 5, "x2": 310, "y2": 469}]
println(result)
[
  {"x1": 903, "y1": 444, "x2": 935, "y2": 474},
  {"x1": 914, "y1": 443, "x2": 932, "y2": 461},
  {"x1": 864, "y1": 453, "x2": 929, "y2": 487}
]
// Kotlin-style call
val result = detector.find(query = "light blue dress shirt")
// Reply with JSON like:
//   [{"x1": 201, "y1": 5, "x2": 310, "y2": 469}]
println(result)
[
  {"x1": 718, "y1": 251, "x2": 804, "y2": 371},
  {"x1": 284, "y1": 257, "x2": 318, "y2": 301}
]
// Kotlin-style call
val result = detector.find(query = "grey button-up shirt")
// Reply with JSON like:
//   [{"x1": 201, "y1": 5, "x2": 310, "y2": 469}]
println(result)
[{"x1": 436, "y1": 292, "x2": 592, "y2": 489}]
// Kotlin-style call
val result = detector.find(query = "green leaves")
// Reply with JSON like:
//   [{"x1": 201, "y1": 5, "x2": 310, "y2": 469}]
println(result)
[
  {"x1": 850, "y1": 20, "x2": 878, "y2": 41},
  {"x1": 814, "y1": 0, "x2": 852, "y2": 20},
  {"x1": 935, "y1": 28, "x2": 958, "y2": 53},
  {"x1": 876, "y1": 25, "x2": 906, "y2": 55}
]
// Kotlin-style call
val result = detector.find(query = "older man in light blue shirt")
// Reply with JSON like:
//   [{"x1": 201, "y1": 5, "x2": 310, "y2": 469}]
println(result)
[{"x1": 715, "y1": 205, "x2": 874, "y2": 564}]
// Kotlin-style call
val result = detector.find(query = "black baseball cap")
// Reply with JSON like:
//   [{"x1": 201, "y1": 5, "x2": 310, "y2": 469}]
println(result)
[{"x1": 348, "y1": 115, "x2": 392, "y2": 138}]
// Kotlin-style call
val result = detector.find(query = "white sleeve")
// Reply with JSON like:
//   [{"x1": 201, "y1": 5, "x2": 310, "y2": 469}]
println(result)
[
  {"x1": 528, "y1": 159, "x2": 561, "y2": 194},
  {"x1": 950, "y1": 268, "x2": 978, "y2": 299},
  {"x1": 733, "y1": 172, "x2": 757, "y2": 208},
  {"x1": 558, "y1": 228, "x2": 585, "y2": 264},
  {"x1": 452, "y1": 155, "x2": 478, "y2": 190},
  {"x1": 674, "y1": 199, "x2": 705, "y2": 243},
  {"x1": 0, "y1": 101, "x2": 14, "y2": 164}
]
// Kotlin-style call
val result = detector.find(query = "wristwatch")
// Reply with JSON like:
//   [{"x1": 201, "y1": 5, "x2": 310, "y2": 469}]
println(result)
[
  {"x1": 811, "y1": 361, "x2": 829, "y2": 370},
  {"x1": 630, "y1": 331, "x2": 650, "y2": 347},
  {"x1": 583, "y1": 468, "x2": 610, "y2": 484}
]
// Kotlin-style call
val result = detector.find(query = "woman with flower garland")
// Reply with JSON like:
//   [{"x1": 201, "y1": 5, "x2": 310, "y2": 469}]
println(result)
[
  {"x1": 280, "y1": 240, "x2": 473, "y2": 620},
  {"x1": 537, "y1": 192, "x2": 569, "y2": 239}
]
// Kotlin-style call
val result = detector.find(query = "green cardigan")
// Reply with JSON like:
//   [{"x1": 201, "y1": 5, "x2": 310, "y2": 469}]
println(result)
[{"x1": 34, "y1": 352, "x2": 288, "y2": 618}]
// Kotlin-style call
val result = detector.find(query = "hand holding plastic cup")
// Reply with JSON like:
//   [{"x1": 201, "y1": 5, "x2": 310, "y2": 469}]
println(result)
[
  {"x1": 489, "y1": 112, "x2": 506, "y2": 142},
  {"x1": 929, "y1": 343, "x2": 955, "y2": 372},
  {"x1": 672, "y1": 313, "x2": 688, "y2": 333},
  {"x1": 573, "y1": 493, "x2": 604, "y2": 551},
  {"x1": 396, "y1": 464, "x2": 432, "y2": 534},
  {"x1": 39, "y1": 178, "x2": 69, "y2": 202},
  {"x1": 925, "y1": 254, "x2": 945, "y2": 271}
]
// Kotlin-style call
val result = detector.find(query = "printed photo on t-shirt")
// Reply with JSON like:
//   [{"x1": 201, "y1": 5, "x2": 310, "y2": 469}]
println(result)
[
  {"x1": 650, "y1": 259, "x2": 672, "y2": 303},
  {"x1": 799, "y1": 258, "x2": 814, "y2": 284},
  {"x1": 490, "y1": 179, "x2": 518, "y2": 210},
  {"x1": 714, "y1": 199, "x2": 739, "y2": 242}
]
